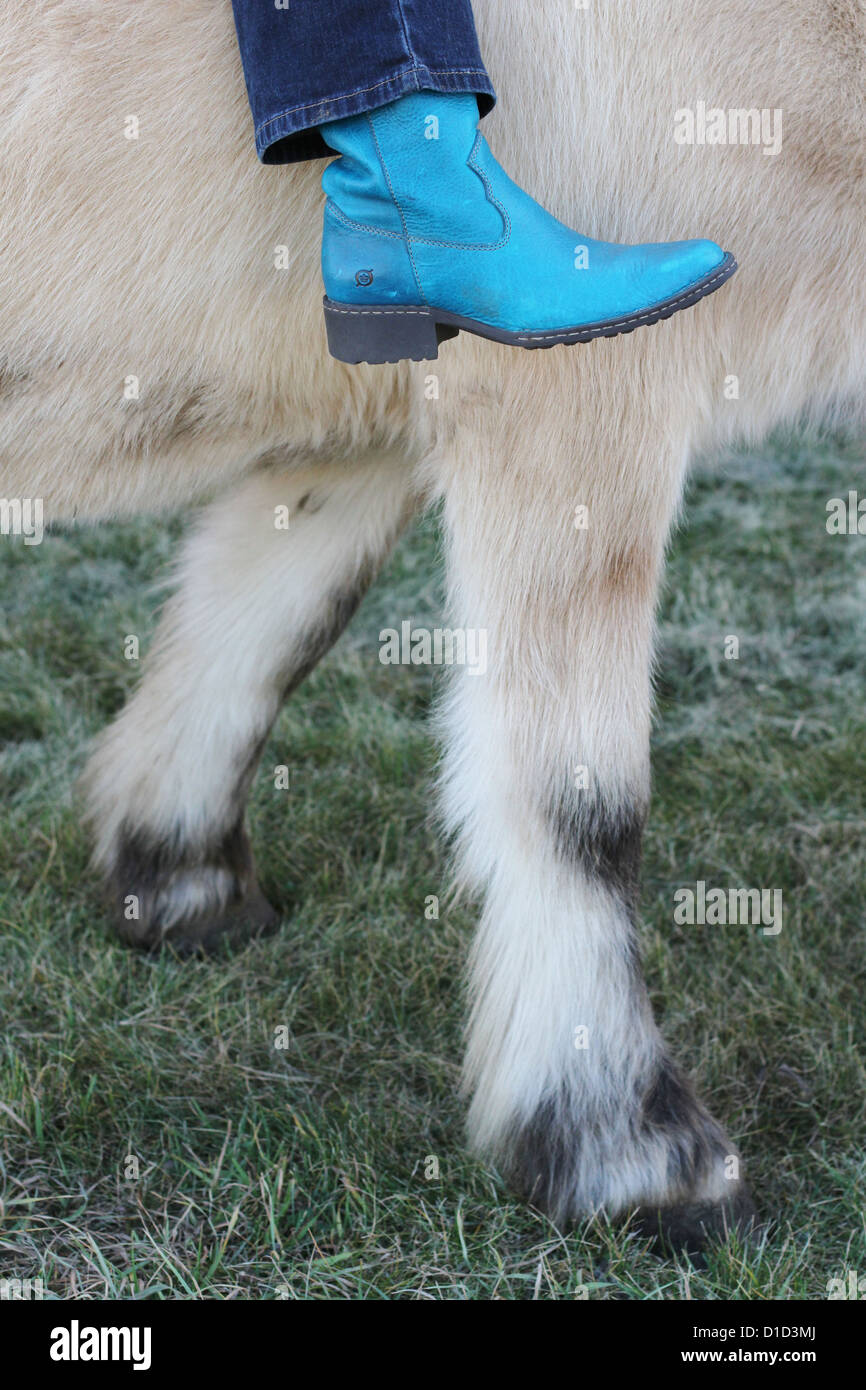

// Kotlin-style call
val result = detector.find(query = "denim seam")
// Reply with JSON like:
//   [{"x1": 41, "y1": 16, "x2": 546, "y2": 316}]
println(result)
[
  {"x1": 365, "y1": 110, "x2": 429, "y2": 304},
  {"x1": 395, "y1": 0, "x2": 420, "y2": 68},
  {"x1": 256, "y1": 67, "x2": 491, "y2": 136}
]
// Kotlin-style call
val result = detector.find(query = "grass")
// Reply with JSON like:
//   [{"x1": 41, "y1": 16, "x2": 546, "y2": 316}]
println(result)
[{"x1": 0, "y1": 429, "x2": 864, "y2": 1300}]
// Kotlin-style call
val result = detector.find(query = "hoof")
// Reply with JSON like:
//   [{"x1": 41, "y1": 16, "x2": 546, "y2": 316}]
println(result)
[
  {"x1": 116, "y1": 879, "x2": 281, "y2": 955},
  {"x1": 635, "y1": 1187, "x2": 760, "y2": 1258},
  {"x1": 104, "y1": 819, "x2": 282, "y2": 954}
]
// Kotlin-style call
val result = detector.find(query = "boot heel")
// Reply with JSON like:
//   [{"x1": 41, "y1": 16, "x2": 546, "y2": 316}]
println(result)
[{"x1": 323, "y1": 298, "x2": 452, "y2": 365}]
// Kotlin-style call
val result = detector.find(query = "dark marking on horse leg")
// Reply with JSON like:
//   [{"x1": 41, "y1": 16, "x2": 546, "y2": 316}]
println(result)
[
  {"x1": 278, "y1": 560, "x2": 378, "y2": 701},
  {"x1": 548, "y1": 788, "x2": 647, "y2": 920},
  {"x1": 636, "y1": 1058, "x2": 757, "y2": 1253},
  {"x1": 504, "y1": 1092, "x2": 583, "y2": 1225},
  {"x1": 641, "y1": 1057, "x2": 723, "y2": 1190},
  {"x1": 500, "y1": 1057, "x2": 754, "y2": 1247}
]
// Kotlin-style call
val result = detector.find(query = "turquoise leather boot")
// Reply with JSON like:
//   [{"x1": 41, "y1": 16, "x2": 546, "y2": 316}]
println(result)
[{"x1": 319, "y1": 92, "x2": 736, "y2": 365}]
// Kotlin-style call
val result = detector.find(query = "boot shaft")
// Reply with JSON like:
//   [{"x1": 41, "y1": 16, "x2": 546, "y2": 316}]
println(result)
[{"x1": 320, "y1": 92, "x2": 504, "y2": 245}]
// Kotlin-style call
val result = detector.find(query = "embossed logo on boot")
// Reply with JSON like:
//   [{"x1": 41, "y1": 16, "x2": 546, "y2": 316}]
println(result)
[{"x1": 354, "y1": 269, "x2": 374, "y2": 287}]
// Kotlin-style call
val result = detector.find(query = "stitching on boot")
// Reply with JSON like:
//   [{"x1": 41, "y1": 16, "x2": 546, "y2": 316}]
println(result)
[
  {"x1": 515, "y1": 261, "x2": 734, "y2": 341},
  {"x1": 326, "y1": 305, "x2": 430, "y2": 316},
  {"x1": 365, "y1": 112, "x2": 429, "y2": 305},
  {"x1": 328, "y1": 196, "x2": 506, "y2": 251},
  {"x1": 326, "y1": 199, "x2": 406, "y2": 242},
  {"x1": 340, "y1": 124, "x2": 510, "y2": 253}
]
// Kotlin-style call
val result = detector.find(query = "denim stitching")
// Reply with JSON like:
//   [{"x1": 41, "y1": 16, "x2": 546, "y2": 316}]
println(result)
[
  {"x1": 256, "y1": 68, "x2": 491, "y2": 136},
  {"x1": 395, "y1": 0, "x2": 420, "y2": 68}
]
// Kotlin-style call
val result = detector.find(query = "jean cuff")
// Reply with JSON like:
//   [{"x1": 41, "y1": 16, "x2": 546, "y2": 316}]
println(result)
[{"x1": 255, "y1": 64, "x2": 496, "y2": 164}]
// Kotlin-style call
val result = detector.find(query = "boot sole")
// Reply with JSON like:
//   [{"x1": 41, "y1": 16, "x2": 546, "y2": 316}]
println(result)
[{"x1": 324, "y1": 253, "x2": 737, "y2": 364}]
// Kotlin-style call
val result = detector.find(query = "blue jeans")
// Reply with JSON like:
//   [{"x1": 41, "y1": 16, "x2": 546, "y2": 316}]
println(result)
[{"x1": 230, "y1": 0, "x2": 496, "y2": 164}]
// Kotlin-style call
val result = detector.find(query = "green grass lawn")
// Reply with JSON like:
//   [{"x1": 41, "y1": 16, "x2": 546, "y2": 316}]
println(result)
[{"x1": 1, "y1": 430, "x2": 864, "y2": 1300}]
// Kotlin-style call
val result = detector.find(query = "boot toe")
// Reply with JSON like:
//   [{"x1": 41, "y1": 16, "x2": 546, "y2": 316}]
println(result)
[{"x1": 640, "y1": 237, "x2": 727, "y2": 307}]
